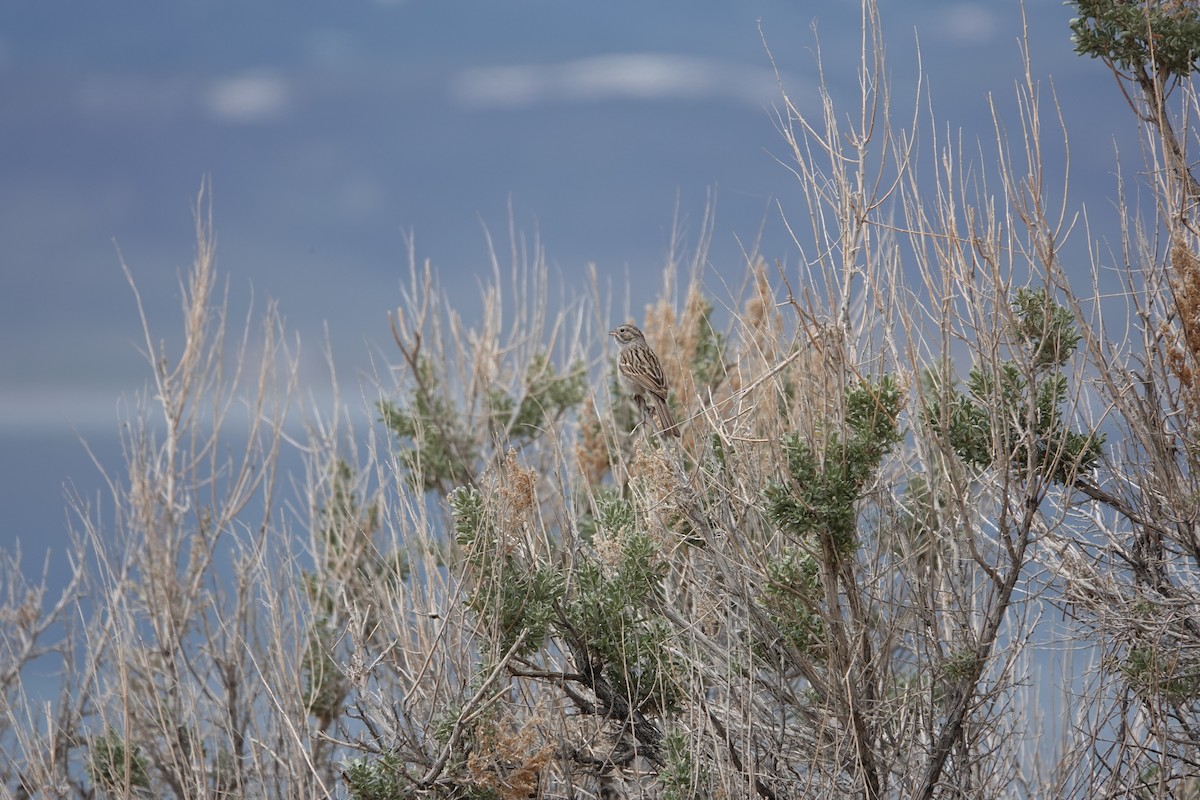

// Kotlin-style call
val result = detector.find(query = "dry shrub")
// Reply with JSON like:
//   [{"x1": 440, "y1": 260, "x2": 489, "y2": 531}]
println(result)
[
  {"x1": 1166, "y1": 235, "x2": 1200, "y2": 421},
  {"x1": 10, "y1": 4, "x2": 1200, "y2": 800}
]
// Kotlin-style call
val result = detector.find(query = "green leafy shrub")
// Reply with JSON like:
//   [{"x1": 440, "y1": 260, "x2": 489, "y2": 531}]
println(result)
[
  {"x1": 923, "y1": 287, "x2": 1104, "y2": 485},
  {"x1": 88, "y1": 730, "x2": 150, "y2": 796},
  {"x1": 1070, "y1": 0, "x2": 1200, "y2": 79},
  {"x1": 760, "y1": 547, "x2": 825, "y2": 655},
  {"x1": 766, "y1": 375, "x2": 904, "y2": 559}
]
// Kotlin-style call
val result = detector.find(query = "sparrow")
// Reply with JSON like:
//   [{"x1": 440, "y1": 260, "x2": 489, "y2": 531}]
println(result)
[{"x1": 609, "y1": 323, "x2": 680, "y2": 437}]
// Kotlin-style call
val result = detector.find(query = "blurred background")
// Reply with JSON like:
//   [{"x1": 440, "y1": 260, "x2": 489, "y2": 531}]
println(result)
[{"x1": 0, "y1": 1, "x2": 1128, "y2": 559}]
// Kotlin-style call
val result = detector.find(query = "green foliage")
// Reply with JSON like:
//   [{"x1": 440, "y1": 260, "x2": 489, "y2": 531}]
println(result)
[
  {"x1": 660, "y1": 729, "x2": 712, "y2": 800},
  {"x1": 426, "y1": 705, "x2": 509, "y2": 800},
  {"x1": 690, "y1": 296, "x2": 727, "y2": 388},
  {"x1": 920, "y1": 371, "x2": 992, "y2": 468},
  {"x1": 607, "y1": 530, "x2": 668, "y2": 608},
  {"x1": 320, "y1": 459, "x2": 378, "y2": 549},
  {"x1": 453, "y1": 479, "x2": 680, "y2": 714},
  {"x1": 900, "y1": 474, "x2": 943, "y2": 544},
  {"x1": 449, "y1": 486, "x2": 487, "y2": 547},
  {"x1": 1011, "y1": 286, "x2": 1083, "y2": 369},
  {"x1": 430, "y1": 702, "x2": 482, "y2": 756},
  {"x1": 759, "y1": 375, "x2": 907, "y2": 651},
  {"x1": 343, "y1": 752, "x2": 410, "y2": 800},
  {"x1": 923, "y1": 288, "x2": 1104, "y2": 484},
  {"x1": 565, "y1": 532, "x2": 678, "y2": 714},
  {"x1": 942, "y1": 649, "x2": 982, "y2": 683},
  {"x1": 300, "y1": 459, "x2": 399, "y2": 733},
  {"x1": 346, "y1": 706, "x2": 506, "y2": 800},
  {"x1": 482, "y1": 564, "x2": 564, "y2": 657},
  {"x1": 450, "y1": 486, "x2": 564, "y2": 657},
  {"x1": 1070, "y1": 0, "x2": 1200, "y2": 80},
  {"x1": 765, "y1": 375, "x2": 904, "y2": 559},
  {"x1": 1122, "y1": 646, "x2": 1200, "y2": 702},
  {"x1": 761, "y1": 547, "x2": 826, "y2": 655},
  {"x1": 577, "y1": 486, "x2": 635, "y2": 543},
  {"x1": 88, "y1": 729, "x2": 151, "y2": 795},
  {"x1": 379, "y1": 357, "x2": 478, "y2": 491},
  {"x1": 1133, "y1": 766, "x2": 1200, "y2": 800},
  {"x1": 708, "y1": 431, "x2": 729, "y2": 471},
  {"x1": 302, "y1": 618, "x2": 349, "y2": 726},
  {"x1": 488, "y1": 353, "x2": 587, "y2": 440},
  {"x1": 316, "y1": 459, "x2": 408, "y2": 595},
  {"x1": 382, "y1": 354, "x2": 585, "y2": 491}
]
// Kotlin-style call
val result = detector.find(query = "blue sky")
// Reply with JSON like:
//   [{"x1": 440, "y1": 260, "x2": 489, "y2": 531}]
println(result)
[{"x1": 0, "y1": 2, "x2": 1132, "y2": 558}]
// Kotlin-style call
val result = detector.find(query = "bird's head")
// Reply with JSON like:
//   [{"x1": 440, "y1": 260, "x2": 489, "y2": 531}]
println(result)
[{"x1": 608, "y1": 324, "x2": 644, "y2": 344}]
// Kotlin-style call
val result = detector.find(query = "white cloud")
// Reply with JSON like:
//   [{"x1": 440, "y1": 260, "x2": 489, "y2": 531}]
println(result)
[
  {"x1": 931, "y1": 4, "x2": 997, "y2": 45},
  {"x1": 561, "y1": 53, "x2": 713, "y2": 100},
  {"x1": 453, "y1": 52, "x2": 788, "y2": 109},
  {"x1": 455, "y1": 64, "x2": 548, "y2": 107},
  {"x1": 72, "y1": 71, "x2": 292, "y2": 124},
  {"x1": 204, "y1": 72, "x2": 290, "y2": 123}
]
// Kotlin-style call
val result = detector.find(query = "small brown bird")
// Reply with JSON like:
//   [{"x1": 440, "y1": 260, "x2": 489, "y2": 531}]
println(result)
[{"x1": 609, "y1": 323, "x2": 680, "y2": 437}]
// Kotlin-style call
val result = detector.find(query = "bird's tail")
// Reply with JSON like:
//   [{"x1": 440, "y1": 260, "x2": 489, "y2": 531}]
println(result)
[{"x1": 652, "y1": 395, "x2": 681, "y2": 437}]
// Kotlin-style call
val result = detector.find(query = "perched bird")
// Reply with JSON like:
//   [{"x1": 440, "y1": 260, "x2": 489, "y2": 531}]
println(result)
[{"x1": 609, "y1": 323, "x2": 680, "y2": 437}]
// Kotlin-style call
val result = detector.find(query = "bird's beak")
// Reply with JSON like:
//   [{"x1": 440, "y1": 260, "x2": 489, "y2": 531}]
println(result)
[{"x1": 608, "y1": 328, "x2": 618, "y2": 338}]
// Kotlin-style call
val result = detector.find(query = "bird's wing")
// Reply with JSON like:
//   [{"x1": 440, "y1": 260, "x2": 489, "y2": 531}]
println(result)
[{"x1": 619, "y1": 351, "x2": 669, "y2": 399}]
